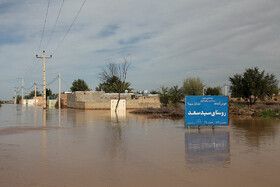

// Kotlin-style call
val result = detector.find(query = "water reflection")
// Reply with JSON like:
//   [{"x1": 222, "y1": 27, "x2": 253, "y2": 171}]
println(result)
[
  {"x1": 42, "y1": 109, "x2": 47, "y2": 163},
  {"x1": 111, "y1": 109, "x2": 126, "y2": 123},
  {"x1": 185, "y1": 130, "x2": 230, "y2": 168},
  {"x1": 231, "y1": 118, "x2": 280, "y2": 148}
]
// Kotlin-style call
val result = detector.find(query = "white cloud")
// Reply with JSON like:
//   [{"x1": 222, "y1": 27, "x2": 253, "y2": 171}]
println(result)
[{"x1": 0, "y1": 0, "x2": 280, "y2": 100}]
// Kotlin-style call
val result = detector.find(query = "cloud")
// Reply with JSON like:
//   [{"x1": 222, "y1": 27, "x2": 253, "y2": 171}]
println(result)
[
  {"x1": 98, "y1": 24, "x2": 120, "y2": 38},
  {"x1": 0, "y1": 0, "x2": 280, "y2": 100}
]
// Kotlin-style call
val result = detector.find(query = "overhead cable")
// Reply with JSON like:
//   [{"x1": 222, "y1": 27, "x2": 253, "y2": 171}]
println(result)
[
  {"x1": 52, "y1": 0, "x2": 87, "y2": 55},
  {"x1": 61, "y1": 77, "x2": 71, "y2": 88},
  {"x1": 45, "y1": 0, "x2": 65, "y2": 50},
  {"x1": 37, "y1": 75, "x2": 59, "y2": 87},
  {"x1": 37, "y1": 0, "x2": 51, "y2": 53},
  {"x1": 24, "y1": 83, "x2": 35, "y2": 91}
]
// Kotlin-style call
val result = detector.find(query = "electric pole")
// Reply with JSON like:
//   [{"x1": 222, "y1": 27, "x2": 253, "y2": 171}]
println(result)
[
  {"x1": 16, "y1": 78, "x2": 24, "y2": 104},
  {"x1": 22, "y1": 79, "x2": 24, "y2": 104},
  {"x1": 14, "y1": 87, "x2": 18, "y2": 104},
  {"x1": 59, "y1": 73, "x2": 61, "y2": 109},
  {"x1": 36, "y1": 51, "x2": 52, "y2": 109},
  {"x1": 203, "y1": 85, "x2": 205, "y2": 96},
  {"x1": 225, "y1": 83, "x2": 228, "y2": 96},
  {"x1": 34, "y1": 81, "x2": 37, "y2": 105}
]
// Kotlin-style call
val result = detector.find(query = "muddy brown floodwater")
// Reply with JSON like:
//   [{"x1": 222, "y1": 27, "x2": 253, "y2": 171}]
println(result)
[{"x1": 1, "y1": 104, "x2": 280, "y2": 187}]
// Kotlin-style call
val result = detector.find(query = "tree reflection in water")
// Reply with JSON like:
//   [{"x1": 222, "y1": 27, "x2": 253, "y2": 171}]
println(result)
[{"x1": 231, "y1": 118, "x2": 280, "y2": 148}]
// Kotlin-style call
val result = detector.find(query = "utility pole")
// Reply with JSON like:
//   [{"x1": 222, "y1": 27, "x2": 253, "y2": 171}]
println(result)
[
  {"x1": 203, "y1": 85, "x2": 205, "y2": 96},
  {"x1": 14, "y1": 87, "x2": 18, "y2": 104},
  {"x1": 36, "y1": 51, "x2": 52, "y2": 109},
  {"x1": 34, "y1": 81, "x2": 37, "y2": 105},
  {"x1": 16, "y1": 78, "x2": 24, "y2": 104},
  {"x1": 21, "y1": 78, "x2": 24, "y2": 105},
  {"x1": 58, "y1": 73, "x2": 61, "y2": 109},
  {"x1": 225, "y1": 83, "x2": 228, "y2": 96}
]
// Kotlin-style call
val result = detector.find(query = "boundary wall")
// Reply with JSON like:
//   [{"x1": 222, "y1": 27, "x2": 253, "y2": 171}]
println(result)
[{"x1": 67, "y1": 91, "x2": 160, "y2": 109}]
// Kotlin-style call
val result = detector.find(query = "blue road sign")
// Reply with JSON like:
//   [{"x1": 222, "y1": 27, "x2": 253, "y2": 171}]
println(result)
[{"x1": 185, "y1": 96, "x2": 229, "y2": 126}]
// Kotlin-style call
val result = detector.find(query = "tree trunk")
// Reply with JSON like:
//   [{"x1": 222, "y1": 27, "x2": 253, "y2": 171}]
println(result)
[{"x1": 115, "y1": 90, "x2": 121, "y2": 113}]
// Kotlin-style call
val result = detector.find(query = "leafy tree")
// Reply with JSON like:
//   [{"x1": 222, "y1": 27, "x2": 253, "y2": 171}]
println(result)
[
  {"x1": 46, "y1": 88, "x2": 53, "y2": 98},
  {"x1": 24, "y1": 90, "x2": 42, "y2": 99},
  {"x1": 168, "y1": 85, "x2": 184, "y2": 104},
  {"x1": 16, "y1": 95, "x2": 22, "y2": 104},
  {"x1": 229, "y1": 67, "x2": 279, "y2": 105},
  {"x1": 70, "y1": 79, "x2": 90, "y2": 92},
  {"x1": 113, "y1": 81, "x2": 133, "y2": 93},
  {"x1": 159, "y1": 86, "x2": 169, "y2": 107},
  {"x1": 96, "y1": 76, "x2": 133, "y2": 93},
  {"x1": 98, "y1": 59, "x2": 131, "y2": 111},
  {"x1": 96, "y1": 76, "x2": 119, "y2": 93},
  {"x1": 182, "y1": 77, "x2": 203, "y2": 95},
  {"x1": 205, "y1": 86, "x2": 222, "y2": 95},
  {"x1": 149, "y1": 90, "x2": 159, "y2": 94}
]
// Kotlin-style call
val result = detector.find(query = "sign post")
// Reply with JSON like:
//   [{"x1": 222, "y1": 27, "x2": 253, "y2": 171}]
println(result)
[{"x1": 185, "y1": 96, "x2": 229, "y2": 128}]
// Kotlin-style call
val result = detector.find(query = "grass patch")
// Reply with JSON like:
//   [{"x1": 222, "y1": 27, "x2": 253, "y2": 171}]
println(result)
[{"x1": 258, "y1": 109, "x2": 280, "y2": 118}]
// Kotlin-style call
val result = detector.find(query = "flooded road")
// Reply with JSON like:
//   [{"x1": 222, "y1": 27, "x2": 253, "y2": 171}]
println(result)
[{"x1": 1, "y1": 104, "x2": 280, "y2": 187}]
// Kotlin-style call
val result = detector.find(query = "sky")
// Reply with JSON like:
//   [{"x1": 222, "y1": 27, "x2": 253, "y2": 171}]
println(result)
[{"x1": 0, "y1": 0, "x2": 280, "y2": 100}]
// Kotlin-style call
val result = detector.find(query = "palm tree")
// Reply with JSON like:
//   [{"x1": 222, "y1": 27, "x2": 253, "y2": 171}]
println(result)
[
  {"x1": 159, "y1": 86, "x2": 169, "y2": 106},
  {"x1": 168, "y1": 85, "x2": 183, "y2": 105},
  {"x1": 113, "y1": 81, "x2": 133, "y2": 93}
]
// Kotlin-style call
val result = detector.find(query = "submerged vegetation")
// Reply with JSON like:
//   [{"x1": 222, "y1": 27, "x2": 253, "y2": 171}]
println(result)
[
  {"x1": 130, "y1": 107, "x2": 184, "y2": 118},
  {"x1": 258, "y1": 109, "x2": 280, "y2": 118}
]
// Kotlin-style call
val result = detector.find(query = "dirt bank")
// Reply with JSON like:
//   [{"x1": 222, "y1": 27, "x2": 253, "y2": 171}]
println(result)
[{"x1": 130, "y1": 102, "x2": 280, "y2": 119}]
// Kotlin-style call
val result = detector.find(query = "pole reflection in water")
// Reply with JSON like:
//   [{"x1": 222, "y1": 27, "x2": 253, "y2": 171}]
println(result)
[
  {"x1": 34, "y1": 105, "x2": 37, "y2": 126},
  {"x1": 21, "y1": 105, "x2": 25, "y2": 126},
  {"x1": 58, "y1": 108, "x2": 61, "y2": 127},
  {"x1": 185, "y1": 130, "x2": 230, "y2": 168},
  {"x1": 42, "y1": 109, "x2": 47, "y2": 163}
]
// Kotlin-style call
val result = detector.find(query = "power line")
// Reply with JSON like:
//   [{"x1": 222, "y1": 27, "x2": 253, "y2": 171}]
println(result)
[
  {"x1": 24, "y1": 83, "x2": 35, "y2": 91},
  {"x1": 22, "y1": 0, "x2": 51, "y2": 79},
  {"x1": 46, "y1": 75, "x2": 59, "y2": 86},
  {"x1": 37, "y1": 75, "x2": 59, "y2": 87},
  {"x1": 23, "y1": 58, "x2": 41, "y2": 78},
  {"x1": 37, "y1": 0, "x2": 51, "y2": 53},
  {"x1": 61, "y1": 77, "x2": 71, "y2": 88},
  {"x1": 52, "y1": 0, "x2": 87, "y2": 55},
  {"x1": 45, "y1": 0, "x2": 65, "y2": 50}
]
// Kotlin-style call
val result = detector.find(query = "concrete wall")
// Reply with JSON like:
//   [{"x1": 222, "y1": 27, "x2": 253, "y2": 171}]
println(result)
[
  {"x1": 34, "y1": 96, "x2": 44, "y2": 106},
  {"x1": 61, "y1": 94, "x2": 68, "y2": 108},
  {"x1": 127, "y1": 96, "x2": 160, "y2": 109},
  {"x1": 67, "y1": 91, "x2": 160, "y2": 109}
]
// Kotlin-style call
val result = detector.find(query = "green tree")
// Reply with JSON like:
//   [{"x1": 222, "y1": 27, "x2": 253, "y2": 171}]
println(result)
[
  {"x1": 229, "y1": 67, "x2": 279, "y2": 105},
  {"x1": 149, "y1": 90, "x2": 159, "y2": 94},
  {"x1": 182, "y1": 77, "x2": 203, "y2": 95},
  {"x1": 96, "y1": 76, "x2": 119, "y2": 93},
  {"x1": 159, "y1": 86, "x2": 169, "y2": 107},
  {"x1": 205, "y1": 86, "x2": 222, "y2": 95},
  {"x1": 113, "y1": 81, "x2": 133, "y2": 93},
  {"x1": 168, "y1": 85, "x2": 183, "y2": 105},
  {"x1": 16, "y1": 95, "x2": 22, "y2": 104},
  {"x1": 46, "y1": 88, "x2": 53, "y2": 97},
  {"x1": 70, "y1": 79, "x2": 90, "y2": 92},
  {"x1": 96, "y1": 76, "x2": 133, "y2": 93},
  {"x1": 24, "y1": 90, "x2": 42, "y2": 99}
]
